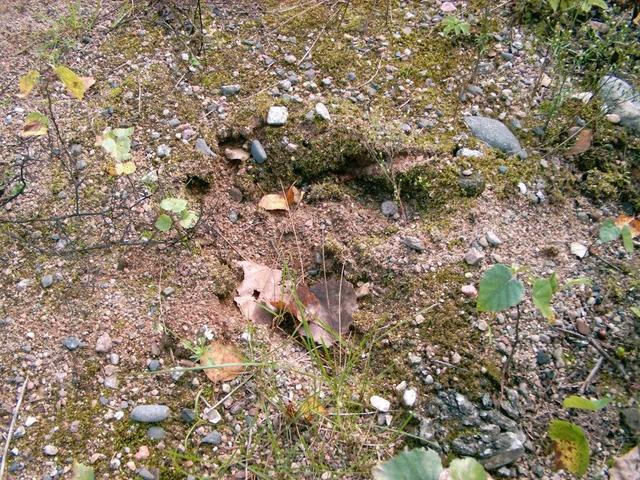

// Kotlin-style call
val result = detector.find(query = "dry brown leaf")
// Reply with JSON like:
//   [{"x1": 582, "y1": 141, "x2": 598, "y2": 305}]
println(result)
[
  {"x1": 615, "y1": 215, "x2": 640, "y2": 238},
  {"x1": 234, "y1": 261, "x2": 283, "y2": 324},
  {"x1": 297, "y1": 395, "x2": 327, "y2": 422},
  {"x1": 81, "y1": 76, "x2": 96, "y2": 92},
  {"x1": 224, "y1": 147, "x2": 250, "y2": 161},
  {"x1": 566, "y1": 129, "x2": 592, "y2": 156},
  {"x1": 258, "y1": 186, "x2": 302, "y2": 211},
  {"x1": 20, "y1": 121, "x2": 47, "y2": 137},
  {"x1": 609, "y1": 446, "x2": 639, "y2": 480},
  {"x1": 287, "y1": 279, "x2": 358, "y2": 346},
  {"x1": 199, "y1": 341, "x2": 244, "y2": 383}
]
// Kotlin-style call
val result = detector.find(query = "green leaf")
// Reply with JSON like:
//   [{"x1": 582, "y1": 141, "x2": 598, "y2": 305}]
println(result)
[
  {"x1": 449, "y1": 457, "x2": 487, "y2": 480},
  {"x1": 178, "y1": 209, "x2": 199, "y2": 229},
  {"x1": 587, "y1": 0, "x2": 607, "y2": 9},
  {"x1": 18, "y1": 70, "x2": 40, "y2": 97},
  {"x1": 532, "y1": 274, "x2": 558, "y2": 321},
  {"x1": 71, "y1": 461, "x2": 95, "y2": 480},
  {"x1": 160, "y1": 197, "x2": 188, "y2": 214},
  {"x1": 563, "y1": 395, "x2": 610, "y2": 411},
  {"x1": 100, "y1": 127, "x2": 133, "y2": 162},
  {"x1": 548, "y1": 419, "x2": 590, "y2": 477},
  {"x1": 20, "y1": 112, "x2": 49, "y2": 137},
  {"x1": 477, "y1": 264, "x2": 525, "y2": 312},
  {"x1": 563, "y1": 277, "x2": 592, "y2": 288},
  {"x1": 372, "y1": 448, "x2": 443, "y2": 480},
  {"x1": 631, "y1": 306, "x2": 640, "y2": 318},
  {"x1": 54, "y1": 65, "x2": 87, "y2": 100},
  {"x1": 8, "y1": 181, "x2": 25, "y2": 197},
  {"x1": 621, "y1": 225, "x2": 634, "y2": 254},
  {"x1": 155, "y1": 214, "x2": 173, "y2": 232},
  {"x1": 548, "y1": 0, "x2": 561, "y2": 11},
  {"x1": 599, "y1": 220, "x2": 620, "y2": 243}
]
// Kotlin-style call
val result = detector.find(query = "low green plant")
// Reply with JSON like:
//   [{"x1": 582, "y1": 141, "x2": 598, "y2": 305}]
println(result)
[
  {"x1": 372, "y1": 447, "x2": 487, "y2": 480},
  {"x1": 599, "y1": 219, "x2": 636, "y2": 254},
  {"x1": 181, "y1": 336, "x2": 208, "y2": 362},
  {"x1": 155, "y1": 197, "x2": 199, "y2": 232},
  {"x1": 440, "y1": 16, "x2": 471, "y2": 38},
  {"x1": 547, "y1": 0, "x2": 607, "y2": 13}
]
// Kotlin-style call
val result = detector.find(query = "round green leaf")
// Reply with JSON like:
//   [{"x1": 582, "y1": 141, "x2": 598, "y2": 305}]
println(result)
[
  {"x1": 160, "y1": 197, "x2": 188, "y2": 214},
  {"x1": 100, "y1": 127, "x2": 133, "y2": 162},
  {"x1": 548, "y1": 419, "x2": 590, "y2": 477},
  {"x1": 449, "y1": 457, "x2": 487, "y2": 480},
  {"x1": 372, "y1": 448, "x2": 442, "y2": 480},
  {"x1": 477, "y1": 264, "x2": 524, "y2": 312},
  {"x1": 532, "y1": 274, "x2": 558, "y2": 321},
  {"x1": 178, "y1": 209, "x2": 199, "y2": 229},
  {"x1": 155, "y1": 214, "x2": 173, "y2": 232},
  {"x1": 71, "y1": 461, "x2": 95, "y2": 480}
]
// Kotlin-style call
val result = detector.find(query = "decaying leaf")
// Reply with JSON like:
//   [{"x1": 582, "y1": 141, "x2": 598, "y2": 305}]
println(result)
[
  {"x1": 233, "y1": 262, "x2": 358, "y2": 346},
  {"x1": 609, "y1": 446, "x2": 640, "y2": 480},
  {"x1": 548, "y1": 419, "x2": 590, "y2": 477},
  {"x1": 199, "y1": 341, "x2": 244, "y2": 383},
  {"x1": 81, "y1": 76, "x2": 96, "y2": 92},
  {"x1": 71, "y1": 461, "x2": 95, "y2": 480},
  {"x1": 615, "y1": 215, "x2": 640, "y2": 238},
  {"x1": 297, "y1": 395, "x2": 327, "y2": 422},
  {"x1": 18, "y1": 70, "x2": 40, "y2": 97},
  {"x1": 566, "y1": 129, "x2": 592, "y2": 156},
  {"x1": 114, "y1": 161, "x2": 136, "y2": 175},
  {"x1": 258, "y1": 186, "x2": 302, "y2": 211},
  {"x1": 20, "y1": 112, "x2": 49, "y2": 137},
  {"x1": 234, "y1": 261, "x2": 284, "y2": 324}
]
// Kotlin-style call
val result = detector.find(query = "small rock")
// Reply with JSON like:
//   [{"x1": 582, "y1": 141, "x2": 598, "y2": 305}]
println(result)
[
  {"x1": 575, "y1": 318, "x2": 591, "y2": 336},
  {"x1": 62, "y1": 337, "x2": 81, "y2": 351},
  {"x1": 570, "y1": 242, "x2": 588, "y2": 259},
  {"x1": 461, "y1": 285, "x2": 477, "y2": 297},
  {"x1": 131, "y1": 405, "x2": 170, "y2": 423},
  {"x1": 251, "y1": 140, "x2": 267, "y2": 164},
  {"x1": 451, "y1": 352, "x2": 462, "y2": 364},
  {"x1": 201, "y1": 431, "x2": 222, "y2": 445},
  {"x1": 486, "y1": 231, "x2": 502, "y2": 246},
  {"x1": 221, "y1": 84, "x2": 241, "y2": 96},
  {"x1": 162, "y1": 286, "x2": 175, "y2": 297},
  {"x1": 147, "y1": 426, "x2": 165, "y2": 440},
  {"x1": 458, "y1": 172, "x2": 486, "y2": 197},
  {"x1": 536, "y1": 350, "x2": 551, "y2": 366},
  {"x1": 457, "y1": 148, "x2": 483, "y2": 158},
  {"x1": 401, "y1": 236, "x2": 425, "y2": 252},
  {"x1": 181, "y1": 408, "x2": 197, "y2": 424},
  {"x1": 605, "y1": 113, "x2": 621, "y2": 124},
  {"x1": 135, "y1": 446, "x2": 150, "y2": 460},
  {"x1": 225, "y1": 147, "x2": 250, "y2": 162},
  {"x1": 137, "y1": 468, "x2": 156, "y2": 480},
  {"x1": 266, "y1": 106, "x2": 288, "y2": 126},
  {"x1": 315, "y1": 102, "x2": 331, "y2": 121},
  {"x1": 402, "y1": 389, "x2": 417, "y2": 408},
  {"x1": 95, "y1": 332, "x2": 113, "y2": 353},
  {"x1": 381, "y1": 200, "x2": 399, "y2": 217},
  {"x1": 464, "y1": 249, "x2": 484, "y2": 266},
  {"x1": 41, "y1": 275, "x2": 54, "y2": 288},
  {"x1": 43, "y1": 445, "x2": 58, "y2": 456},
  {"x1": 195, "y1": 138, "x2": 215, "y2": 157},
  {"x1": 482, "y1": 432, "x2": 525, "y2": 470},
  {"x1": 110, "y1": 458, "x2": 121, "y2": 470},
  {"x1": 147, "y1": 359, "x2": 161, "y2": 372},
  {"x1": 370, "y1": 395, "x2": 391, "y2": 412},
  {"x1": 156, "y1": 144, "x2": 171, "y2": 158},
  {"x1": 464, "y1": 116, "x2": 524, "y2": 156},
  {"x1": 203, "y1": 407, "x2": 222, "y2": 424}
]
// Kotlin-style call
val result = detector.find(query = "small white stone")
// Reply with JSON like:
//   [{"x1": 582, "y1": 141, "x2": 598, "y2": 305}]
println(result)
[
  {"x1": 402, "y1": 389, "x2": 417, "y2": 407},
  {"x1": 395, "y1": 381, "x2": 407, "y2": 392},
  {"x1": 43, "y1": 445, "x2": 58, "y2": 456},
  {"x1": 203, "y1": 407, "x2": 222, "y2": 424},
  {"x1": 605, "y1": 113, "x2": 620, "y2": 124},
  {"x1": 461, "y1": 285, "x2": 477, "y2": 297},
  {"x1": 267, "y1": 106, "x2": 288, "y2": 126},
  {"x1": 451, "y1": 352, "x2": 462, "y2": 364},
  {"x1": 370, "y1": 395, "x2": 391, "y2": 413},
  {"x1": 314, "y1": 102, "x2": 331, "y2": 121},
  {"x1": 517, "y1": 182, "x2": 527, "y2": 194},
  {"x1": 25, "y1": 416, "x2": 37, "y2": 427},
  {"x1": 570, "y1": 242, "x2": 588, "y2": 259},
  {"x1": 485, "y1": 231, "x2": 502, "y2": 246}
]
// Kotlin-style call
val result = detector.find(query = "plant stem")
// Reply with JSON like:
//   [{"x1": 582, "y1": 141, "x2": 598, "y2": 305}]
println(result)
[{"x1": 501, "y1": 304, "x2": 521, "y2": 397}]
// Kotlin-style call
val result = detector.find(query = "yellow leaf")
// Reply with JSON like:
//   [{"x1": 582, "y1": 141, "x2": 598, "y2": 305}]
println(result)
[
  {"x1": 18, "y1": 70, "x2": 40, "y2": 97},
  {"x1": 614, "y1": 215, "x2": 640, "y2": 238},
  {"x1": 634, "y1": 12, "x2": 640, "y2": 26},
  {"x1": 199, "y1": 342, "x2": 244, "y2": 383},
  {"x1": 54, "y1": 65, "x2": 87, "y2": 100},
  {"x1": 258, "y1": 186, "x2": 302, "y2": 211},
  {"x1": 114, "y1": 161, "x2": 136, "y2": 175},
  {"x1": 297, "y1": 395, "x2": 327, "y2": 422}
]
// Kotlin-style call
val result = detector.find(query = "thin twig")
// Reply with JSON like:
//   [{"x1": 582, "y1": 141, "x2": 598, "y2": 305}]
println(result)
[
  {"x1": 555, "y1": 327, "x2": 627, "y2": 377},
  {"x1": 579, "y1": 356, "x2": 604, "y2": 395},
  {"x1": 0, "y1": 377, "x2": 28, "y2": 480}
]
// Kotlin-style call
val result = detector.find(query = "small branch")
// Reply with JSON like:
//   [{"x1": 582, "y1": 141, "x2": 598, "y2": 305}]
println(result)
[
  {"x1": 0, "y1": 377, "x2": 28, "y2": 480},
  {"x1": 578, "y1": 357, "x2": 604, "y2": 395},
  {"x1": 555, "y1": 327, "x2": 627, "y2": 377}
]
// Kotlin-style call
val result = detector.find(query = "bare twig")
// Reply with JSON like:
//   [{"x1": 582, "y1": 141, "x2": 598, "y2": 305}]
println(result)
[
  {"x1": 555, "y1": 327, "x2": 627, "y2": 377},
  {"x1": 579, "y1": 356, "x2": 604, "y2": 395},
  {"x1": 0, "y1": 377, "x2": 28, "y2": 480}
]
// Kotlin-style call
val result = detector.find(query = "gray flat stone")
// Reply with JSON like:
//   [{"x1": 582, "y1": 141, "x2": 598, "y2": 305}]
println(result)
[
  {"x1": 195, "y1": 138, "x2": 215, "y2": 157},
  {"x1": 464, "y1": 116, "x2": 524, "y2": 156},
  {"x1": 251, "y1": 140, "x2": 267, "y2": 164},
  {"x1": 266, "y1": 106, "x2": 288, "y2": 126},
  {"x1": 131, "y1": 405, "x2": 170, "y2": 423},
  {"x1": 599, "y1": 75, "x2": 640, "y2": 132},
  {"x1": 221, "y1": 84, "x2": 241, "y2": 96}
]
